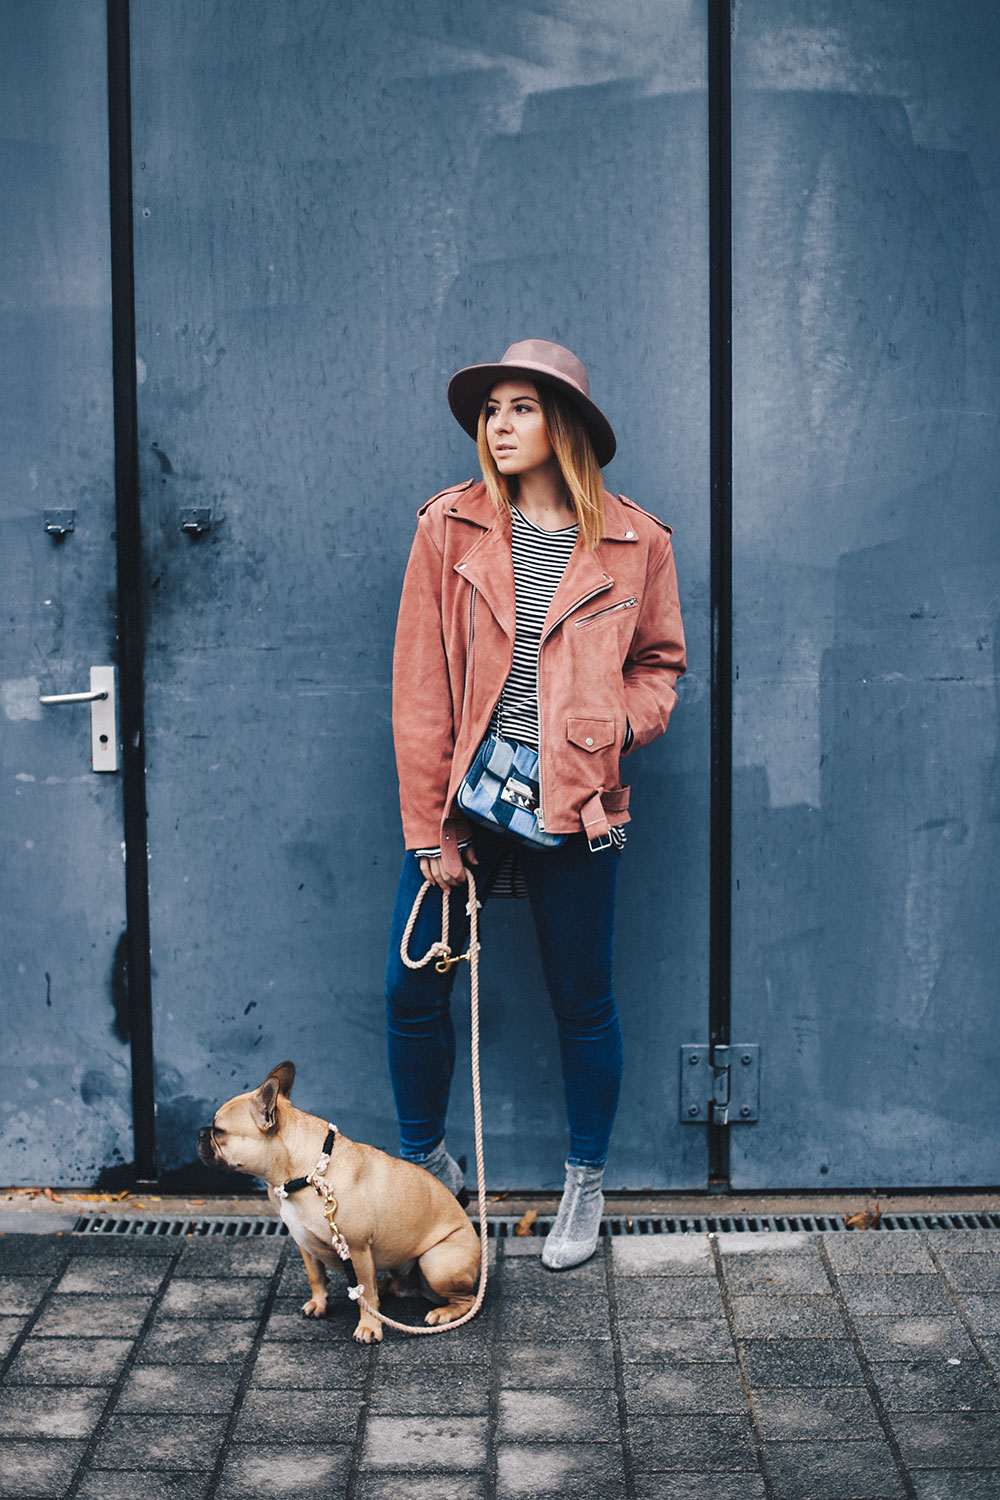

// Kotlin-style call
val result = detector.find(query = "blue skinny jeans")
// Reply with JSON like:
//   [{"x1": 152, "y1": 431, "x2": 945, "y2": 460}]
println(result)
[{"x1": 384, "y1": 828, "x2": 622, "y2": 1169}]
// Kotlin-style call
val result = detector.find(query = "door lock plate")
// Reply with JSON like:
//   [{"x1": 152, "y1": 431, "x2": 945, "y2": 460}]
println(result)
[{"x1": 88, "y1": 666, "x2": 117, "y2": 772}]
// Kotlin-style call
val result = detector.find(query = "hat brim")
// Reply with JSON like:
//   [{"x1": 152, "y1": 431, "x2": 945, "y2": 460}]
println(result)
[{"x1": 447, "y1": 360, "x2": 616, "y2": 468}]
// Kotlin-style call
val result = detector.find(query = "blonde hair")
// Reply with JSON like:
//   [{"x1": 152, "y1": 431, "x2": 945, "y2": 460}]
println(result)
[{"x1": 476, "y1": 384, "x2": 606, "y2": 549}]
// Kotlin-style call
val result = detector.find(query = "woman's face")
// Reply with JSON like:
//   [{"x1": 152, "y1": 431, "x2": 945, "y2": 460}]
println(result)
[{"x1": 485, "y1": 381, "x2": 555, "y2": 478}]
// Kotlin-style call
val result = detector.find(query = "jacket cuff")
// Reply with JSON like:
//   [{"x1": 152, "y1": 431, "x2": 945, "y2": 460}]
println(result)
[{"x1": 413, "y1": 840, "x2": 472, "y2": 859}]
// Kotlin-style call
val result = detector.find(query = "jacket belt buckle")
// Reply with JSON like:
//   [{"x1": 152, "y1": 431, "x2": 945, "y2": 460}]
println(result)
[
  {"x1": 500, "y1": 774, "x2": 538, "y2": 812},
  {"x1": 587, "y1": 831, "x2": 613, "y2": 852}
]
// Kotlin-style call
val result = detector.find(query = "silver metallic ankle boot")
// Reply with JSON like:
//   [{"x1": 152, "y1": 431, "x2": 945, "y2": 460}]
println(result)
[
  {"x1": 413, "y1": 1140, "x2": 466, "y2": 1199},
  {"x1": 541, "y1": 1160, "x2": 605, "y2": 1269}
]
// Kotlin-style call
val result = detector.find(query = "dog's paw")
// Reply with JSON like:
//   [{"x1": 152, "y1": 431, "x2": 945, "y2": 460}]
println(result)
[
  {"x1": 300, "y1": 1297, "x2": 328, "y2": 1319},
  {"x1": 353, "y1": 1319, "x2": 383, "y2": 1344},
  {"x1": 424, "y1": 1300, "x2": 473, "y2": 1326}
]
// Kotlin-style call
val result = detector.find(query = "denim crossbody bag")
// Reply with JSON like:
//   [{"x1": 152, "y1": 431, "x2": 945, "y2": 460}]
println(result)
[{"x1": 457, "y1": 732, "x2": 566, "y2": 850}]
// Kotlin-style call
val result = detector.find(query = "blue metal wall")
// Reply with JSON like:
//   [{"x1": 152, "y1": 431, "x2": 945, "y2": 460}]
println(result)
[
  {"x1": 730, "y1": 2, "x2": 1000, "y2": 1185},
  {"x1": 0, "y1": 3, "x2": 133, "y2": 1181},
  {"x1": 3, "y1": 3, "x2": 998, "y2": 1191},
  {"x1": 129, "y1": 0, "x2": 711, "y2": 1189}
]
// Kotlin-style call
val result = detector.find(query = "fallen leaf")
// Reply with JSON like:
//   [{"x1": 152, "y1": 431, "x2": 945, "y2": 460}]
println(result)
[
  {"x1": 42, "y1": 1188, "x2": 63, "y2": 1203},
  {"x1": 490, "y1": 1191, "x2": 510, "y2": 1203},
  {"x1": 514, "y1": 1208, "x2": 538, "y2": 1237},
  {"x1": 188, "y1": 1199, "x2": 206, "y2": 1206},
  {"x1": 845, "y1": 1200, "x2": 881, "y2": 1231}
]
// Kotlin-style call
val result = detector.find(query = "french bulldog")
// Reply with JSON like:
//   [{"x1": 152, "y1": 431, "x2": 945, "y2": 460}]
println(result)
[{"x1": 197, "y1": 1061, "x2": 481, "y2": 1342}]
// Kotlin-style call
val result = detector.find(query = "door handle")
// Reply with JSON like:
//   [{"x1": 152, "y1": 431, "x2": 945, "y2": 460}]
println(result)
[
  {"x1": 38, "y1": 688, "x2": 108, "y2": 705},
  {"x1": 38, "y1": 666, "x2": 118, "y2": 772}
]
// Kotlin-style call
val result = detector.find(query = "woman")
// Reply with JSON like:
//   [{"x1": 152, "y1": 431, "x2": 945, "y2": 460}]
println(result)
[{"x1": 385, "y1": 339, "x2": 685, "y2": 1268}]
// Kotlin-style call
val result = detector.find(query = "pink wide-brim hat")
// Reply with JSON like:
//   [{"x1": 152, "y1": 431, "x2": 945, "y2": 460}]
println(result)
[{"x1": 447, "y1": 338, "x2": 617, "y2": 467}]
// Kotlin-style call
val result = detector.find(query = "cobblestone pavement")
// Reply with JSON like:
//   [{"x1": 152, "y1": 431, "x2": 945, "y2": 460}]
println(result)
[{"x1": 1, "y1": 1226, "x2": 999, "y2": 1498}]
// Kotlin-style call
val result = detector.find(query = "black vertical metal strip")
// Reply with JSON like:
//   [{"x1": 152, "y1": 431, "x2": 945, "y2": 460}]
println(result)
[
  {"x1": 107, "y1": 0, "x2": 157, "y2": 1184},
  {"x1": 708, "y1": 0, "x2": 733, "y2": 1188}
]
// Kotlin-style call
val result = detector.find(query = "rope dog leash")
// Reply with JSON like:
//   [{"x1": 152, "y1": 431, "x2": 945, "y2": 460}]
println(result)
[{"x1": 306, "y1": 868, "x2": 486, "y2": 1335}]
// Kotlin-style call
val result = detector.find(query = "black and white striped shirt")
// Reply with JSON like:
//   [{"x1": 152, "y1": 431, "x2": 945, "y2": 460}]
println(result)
[{"x1": 491, "y1": 504, "x2": 578, "y2": 751}]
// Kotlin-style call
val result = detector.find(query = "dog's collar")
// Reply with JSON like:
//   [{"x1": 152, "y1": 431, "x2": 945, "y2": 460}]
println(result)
[{"x1": 276, "y1": 1123, "x2": 337, "y2": 1199}]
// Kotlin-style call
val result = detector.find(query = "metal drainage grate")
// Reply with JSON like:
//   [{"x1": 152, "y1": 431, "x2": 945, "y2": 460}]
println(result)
[
  {"x1": 599, "y1": 1211, "x2": 1000, "y2": 1235},
  {"x1": 73, "y1": 1215, "x2": 287, "y2": 1238},
  {"x1": 72, "y1": 1210, "x2": 1000, "y2": 1239}
]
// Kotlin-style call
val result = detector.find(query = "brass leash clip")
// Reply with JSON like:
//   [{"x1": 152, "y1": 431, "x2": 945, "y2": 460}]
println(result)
[
  {"x1": 312, "y1": 1179, "x2": 339, "y2": 1232},
  {"x1": 309, "y1": 1163, "x2": 352, "y2": 1266},
  {"x1": 434, "y1": 949, "x2": 471, "y2": 974},
  {"x1": 322, "y1": 1194, "x2": 339, "y2": 1233}
]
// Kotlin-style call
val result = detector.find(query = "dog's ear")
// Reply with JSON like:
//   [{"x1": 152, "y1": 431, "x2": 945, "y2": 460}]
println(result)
[
  {"x1": 250, "y1": 1077, "x2": 282, "y2": 1133},
  {"x1": 250, "y1": 1062, "x2": 295, "y2": 1131},
  {"x1": 266, "y1": 1061, "x2": 295, "y2": 1098}
]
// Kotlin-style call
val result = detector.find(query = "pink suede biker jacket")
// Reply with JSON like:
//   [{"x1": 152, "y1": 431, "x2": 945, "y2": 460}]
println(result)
[{"x1": 392, "y1": 479, "x2": 686, "y2": 877}]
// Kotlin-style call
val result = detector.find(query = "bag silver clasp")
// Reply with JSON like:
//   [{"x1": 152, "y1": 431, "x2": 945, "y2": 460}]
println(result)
[{"x1": 500, "y1": 774, "x2": 538, "y2": 812}]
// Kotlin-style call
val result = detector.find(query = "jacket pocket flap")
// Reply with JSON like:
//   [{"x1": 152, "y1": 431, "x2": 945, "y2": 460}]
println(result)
[{"x1": 567, "y1": 717, "x2": 616, "y2": 753}]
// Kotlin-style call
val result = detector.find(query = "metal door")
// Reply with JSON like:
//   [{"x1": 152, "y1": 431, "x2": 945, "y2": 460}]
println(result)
[
  {"x1": 8, "y1": 2, "x2": 997, "y2": 1195},
  {"x1": 0, "y1": 4, "x2": 133, "y2": 1182},
  {"x1": 729, "y1": 1, "x2": 1000, "y2": 1186},
  {"x1": 128, "y1": 0, "x2": 712, "y2": 1188}
]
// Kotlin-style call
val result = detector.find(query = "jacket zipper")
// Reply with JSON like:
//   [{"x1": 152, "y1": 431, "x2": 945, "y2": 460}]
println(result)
[
  {"x1": 574, "y1": 596, "x2": 638, "y2": 627},
  {"x1": 536, "y1": 581, "x2": 613, "y2": 827}
]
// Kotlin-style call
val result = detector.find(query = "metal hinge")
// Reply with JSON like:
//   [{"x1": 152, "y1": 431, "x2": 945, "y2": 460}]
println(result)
[{"x1": 680, "y1": 1044, "x2": 760, "y2": 1124}]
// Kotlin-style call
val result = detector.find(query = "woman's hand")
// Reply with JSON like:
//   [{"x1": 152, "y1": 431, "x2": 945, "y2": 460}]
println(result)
[{"x1": 419, "y1": 845, "x2": 478, "y2": 891}]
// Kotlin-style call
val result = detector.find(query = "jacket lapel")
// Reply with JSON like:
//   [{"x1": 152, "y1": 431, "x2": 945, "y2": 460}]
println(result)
[
  {"x1": 542, "y1": 543, "x2": 613, "y2": 638},
  {"x1": 450, "y1": 494, "x2": 516, "y2": 640},
  {"x1": 541, "y1": 490, "x2": 653, "y2": 633}
]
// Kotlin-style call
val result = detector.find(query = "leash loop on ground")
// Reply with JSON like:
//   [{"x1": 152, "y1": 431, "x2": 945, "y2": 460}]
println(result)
[{"x1": 311, "y1": 869, "x2": 487, "y2": 1335}]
